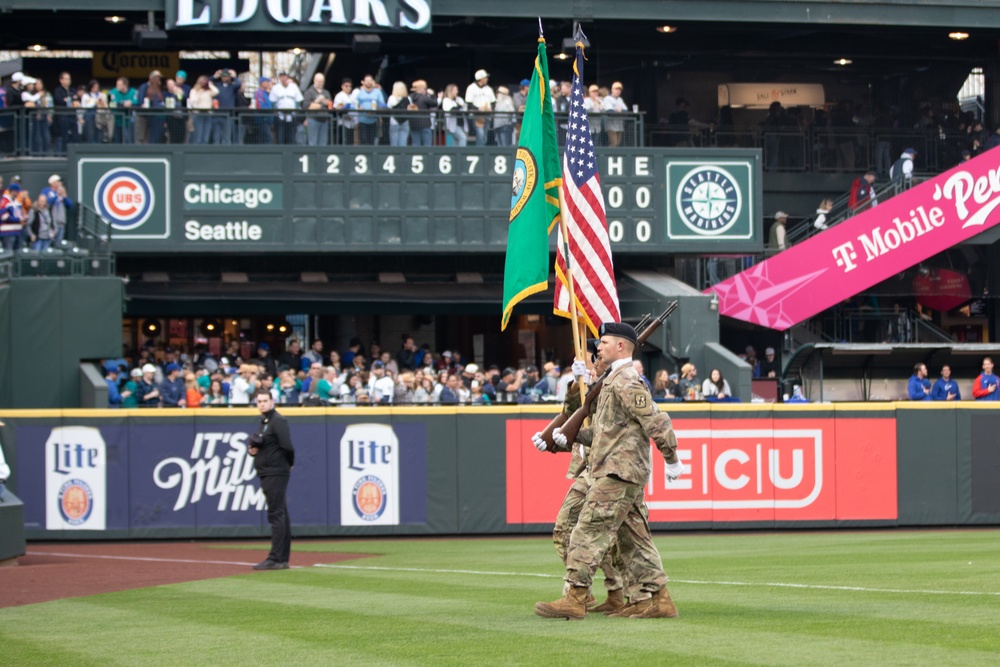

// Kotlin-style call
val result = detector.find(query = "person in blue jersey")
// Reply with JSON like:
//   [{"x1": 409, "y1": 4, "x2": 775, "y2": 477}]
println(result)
[
  {"x1": 930, "y1": 365, "x2": 961, "y2": 401},
  {"x1": 907, "y1": 363, "x2": 931, "y2": 401}
]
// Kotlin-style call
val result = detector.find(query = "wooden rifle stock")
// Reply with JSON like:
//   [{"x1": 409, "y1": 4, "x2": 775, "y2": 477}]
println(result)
[{"x1": 553, "y1": 301, "x2": 679, "y2": 449}]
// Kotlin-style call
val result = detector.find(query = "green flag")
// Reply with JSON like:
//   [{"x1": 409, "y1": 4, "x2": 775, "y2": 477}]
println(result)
[{"x1": 501, "y1": 37, "x2": 561, "y2": 331}]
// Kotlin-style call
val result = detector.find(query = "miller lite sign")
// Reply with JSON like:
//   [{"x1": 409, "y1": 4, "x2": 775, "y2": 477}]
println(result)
[
  {"x1": 45, "y1": 426, "x2": 107, "y2": 530},
  {"x1": 340, "y1": 424, "x2": 400, "y2": 526}
]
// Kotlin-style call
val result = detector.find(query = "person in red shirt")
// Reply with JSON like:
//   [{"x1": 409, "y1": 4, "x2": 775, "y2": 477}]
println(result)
[
  {"x1": 971, "y1": 356, "x2": 999, "y2": 401},
  {"x1": 848, "y1": 170, "x2": 878, "y2": 213}
]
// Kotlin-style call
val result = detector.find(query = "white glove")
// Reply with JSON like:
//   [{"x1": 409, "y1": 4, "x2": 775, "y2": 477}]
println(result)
[
  {"x1": 665, "y1": 460, "x2": 685, "y2": 482},
  {"x1": 553, "y1": 428, "x2": 568, "y2": 447},
  {"x1": 531, "y1": 432, "x2": 547, "y2": 452},
  {"x1": 571, "y1": 359, "x2": 587, "y2": 378}
]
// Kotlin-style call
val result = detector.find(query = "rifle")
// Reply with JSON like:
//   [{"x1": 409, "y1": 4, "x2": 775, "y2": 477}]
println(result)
[{"x1": 538, "y1": 301, "x2": 678, "y2": 450}]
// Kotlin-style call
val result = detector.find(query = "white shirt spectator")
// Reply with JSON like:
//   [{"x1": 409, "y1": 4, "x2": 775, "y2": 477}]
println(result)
[
  {"x1": 333, "y1": 89, "x2": 358, "y2": 128},
  {"x1": 270, "y1": 80, "x2": 304, "y2": 121},
  {"x1": 369, "y1": 375, "x2": 396, "y2": 404},
  {"x1": 464, "y1": 82, "x2": 495, "y2": 112},
  {"x1": 230, "y1": 375, "x2": 252, "y2": 404}
]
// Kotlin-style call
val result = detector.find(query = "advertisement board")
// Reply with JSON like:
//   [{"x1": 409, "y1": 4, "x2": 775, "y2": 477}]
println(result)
[
  {"x1": 505, "y1": 415, "x2": 898, "y2": 526},
  {"x1": 16, "y1": 416, "x2": 426, "y2": 536},
  {"x1": 708, "y1": 146, "x2": 1000, "y2": 330}
]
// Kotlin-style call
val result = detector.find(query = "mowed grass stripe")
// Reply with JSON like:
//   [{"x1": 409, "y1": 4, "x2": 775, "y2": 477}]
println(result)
[{"x1": 3, "y1": 531, "x2": 999, "y2": 666}]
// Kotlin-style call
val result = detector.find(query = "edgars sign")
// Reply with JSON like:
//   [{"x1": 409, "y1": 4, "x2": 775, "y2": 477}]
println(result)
[{"x1": 166, "y1": 0, "x2": 432, "y2": 32}]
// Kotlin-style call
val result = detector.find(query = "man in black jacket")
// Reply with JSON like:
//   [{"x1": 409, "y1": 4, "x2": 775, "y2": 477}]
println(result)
[{"x1": 248, "y1": 389, "x2": 295, "y2": 570}]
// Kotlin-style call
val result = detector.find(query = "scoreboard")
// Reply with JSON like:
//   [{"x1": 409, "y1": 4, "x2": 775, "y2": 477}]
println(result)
[{"x1": 73, "y1": 146, "x2": 762, "y2": 254}]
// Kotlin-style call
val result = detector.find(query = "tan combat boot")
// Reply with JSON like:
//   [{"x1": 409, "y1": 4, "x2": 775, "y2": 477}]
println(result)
[
  {"x1": 588, "y1": 589, "x2": 626, "y2": 614},
  {"x1": 534, "y1": 585, "x2": 590, "y2": 620},
  {"x1": 634, "y1": 586, "x2": 679, "y2": 619},
  {"x1": 607, "y1": 596, "x2": 652, "y2": 618}
]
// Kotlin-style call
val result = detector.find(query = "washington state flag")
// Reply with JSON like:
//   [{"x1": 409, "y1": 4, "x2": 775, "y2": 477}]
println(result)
[{"x1": 501, "y1": 36, "x2": 560, "y2": 331}]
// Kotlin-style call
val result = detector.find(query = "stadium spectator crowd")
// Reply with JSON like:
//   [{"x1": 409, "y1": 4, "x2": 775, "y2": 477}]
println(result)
[
  {"x1": 101, "y1": 334, "x2": 582, "y2": 408},
  {"x1": 0, "y1": 172, "x2": 73, "y2": 251},
  {"x1": 0, "y1": 68, "x2": 637, "y2": 150}
]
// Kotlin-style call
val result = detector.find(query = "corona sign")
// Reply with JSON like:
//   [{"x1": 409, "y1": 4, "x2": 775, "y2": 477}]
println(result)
[{"x1": 77, "y1": 158, "x2": 170, "y2": 239}]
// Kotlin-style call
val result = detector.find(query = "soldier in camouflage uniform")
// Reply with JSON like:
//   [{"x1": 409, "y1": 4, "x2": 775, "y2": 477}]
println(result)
[
  {"x1": 534, "y1": 350, "x2": 629, "y2": 614},
  {"x1": 535, "y1": 322, "x2": 684, "y2": 620}
]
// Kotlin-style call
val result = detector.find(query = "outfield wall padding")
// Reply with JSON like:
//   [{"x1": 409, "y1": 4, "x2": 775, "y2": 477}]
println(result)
[{"x1": 0, "y1": 403, "x2": 997, "y2": 540}]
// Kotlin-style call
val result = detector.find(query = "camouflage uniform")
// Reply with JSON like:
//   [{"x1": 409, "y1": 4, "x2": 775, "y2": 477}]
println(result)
[
  {"x1": 563, "y1": 360, "x2": 679, "y2": 601},
  {"x1": 550, "y1": 382, "x2": 625, "y2": 593}
]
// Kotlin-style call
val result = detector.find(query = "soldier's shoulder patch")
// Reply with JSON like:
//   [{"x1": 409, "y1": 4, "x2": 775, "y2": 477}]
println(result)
[{"x1": 634, "y1": 393, "x2": 647, "y2": 409}]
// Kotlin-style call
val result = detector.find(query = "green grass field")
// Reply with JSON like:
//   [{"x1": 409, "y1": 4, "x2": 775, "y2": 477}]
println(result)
[{"x1": 3, "y1": 530, "x2": 999, "y2": 666}]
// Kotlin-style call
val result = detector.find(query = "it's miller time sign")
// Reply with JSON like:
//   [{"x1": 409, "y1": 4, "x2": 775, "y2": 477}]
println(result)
[{"x1": 167, "y1": 0, "x2": 431, "y2": 31}]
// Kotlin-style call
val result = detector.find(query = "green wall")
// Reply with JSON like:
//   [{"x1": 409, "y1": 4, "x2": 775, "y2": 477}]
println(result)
[{"x1": 1, "y1": 277, "x2": 123, "y2": 409}]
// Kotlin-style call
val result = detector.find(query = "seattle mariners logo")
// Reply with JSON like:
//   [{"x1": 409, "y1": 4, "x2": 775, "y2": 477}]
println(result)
[
  {"x1": 94, "y1": 168, "x2": 156, "y2": 230},
  {"x1": 510, "y1": 147, "x2": 537, "y2": 222},
  {"x1": 675, "y1": 166, "x2": 742, "y2": 236},
  {"x1": 352, "y1": 474, "x2": 388, "y2": 521},
  {"x1": 57, "y1": 478, "x2": 94, "y2": 526}
]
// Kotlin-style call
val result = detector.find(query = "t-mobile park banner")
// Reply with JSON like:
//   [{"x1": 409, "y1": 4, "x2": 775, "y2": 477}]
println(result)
[
  {"x1": 16, "y1": 420, "x2": 426, "y2": 535},
  {"x1": 707, "y1": 147, "x2": 1000, "y2": 330},
  {"x1": 506, "y1": 415, "x2": 898, "y2": 525}
]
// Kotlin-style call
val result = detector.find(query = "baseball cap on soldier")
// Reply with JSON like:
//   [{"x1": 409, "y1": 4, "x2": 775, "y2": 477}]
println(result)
[{"x1": 598, "y1": 322, "x2": 638, "y2": 346}]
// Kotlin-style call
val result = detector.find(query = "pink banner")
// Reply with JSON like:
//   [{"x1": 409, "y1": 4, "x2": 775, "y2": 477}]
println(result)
[{"x1": 707, "y1": 148, "x2": 1000, "y2": 330}]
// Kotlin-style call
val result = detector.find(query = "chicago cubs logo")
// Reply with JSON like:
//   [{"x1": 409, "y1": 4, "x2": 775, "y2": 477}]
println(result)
[
  {"x1": 675, "y1": 166, "x2": 742, "y2": 236},
  {"x1": 57, "y1": 478, "x2": 94, "y2": 526},
  {"x1": 510, "y1": 147, "x2": 538, "y2": 222},
  {"x1": 94, "y1": 168, "x2": 156, "y2": 230},
  {"x1": 352, "y1": 474, "x2": 388, "y2": 521}
]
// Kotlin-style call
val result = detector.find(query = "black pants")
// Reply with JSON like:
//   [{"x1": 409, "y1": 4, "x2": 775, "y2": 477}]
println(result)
[{"x1": 260, "y1": 474, "x2": 291, "y2": 564}]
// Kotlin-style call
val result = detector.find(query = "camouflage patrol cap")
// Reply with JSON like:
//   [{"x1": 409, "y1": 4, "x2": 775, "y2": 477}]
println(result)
[{"x1": 598, "y1": 322, "x2": 638, "y2": 345}]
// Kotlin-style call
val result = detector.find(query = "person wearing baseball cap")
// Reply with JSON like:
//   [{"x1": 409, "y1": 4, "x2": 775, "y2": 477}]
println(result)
[
  {"x1": 538, "y1": 318, "x2": 682, "y2": 620},
  {"x1": 768, "y1": 211, "x2": 789, "y2": 253},
  {"x1": 890, "y1": 147, "x2": 917, "y2": 185},
  {"x1": 104, "y1": 361, "x2": 131, "y2": 408},
  {"x1": 465, "y1": 68, "x2": 496, "y2": 146},
  {"x1": 39, "y1": 174, "x2": 73, "y2": 245},
  {"x1": 133, "y1": 363, "x2": 162, "y2": 407},
  {"x1": 121, "y1": 367, "x2": 145, "y2": 408},
  {"x1": 160, "y1": 362, "x2": 187, "y2": 407},
  {"x1": 760, "y1": 347, "x2": 779, "y2": 378}
]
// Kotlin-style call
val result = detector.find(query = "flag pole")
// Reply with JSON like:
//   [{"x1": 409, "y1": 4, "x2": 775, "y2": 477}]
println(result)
[
  {"x1": 559, "y1": 36, "x2": 588, "y2": 407},
  {"x1": 558, "y1": 186, "x2": 585, "y2": 363}
]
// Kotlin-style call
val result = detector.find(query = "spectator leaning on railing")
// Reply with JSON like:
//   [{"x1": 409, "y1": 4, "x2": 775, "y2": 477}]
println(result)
[
  {"x1": 187, "y1": 75, "x2": 219, "y2": 145},
  {"x1": 211, "y1": 68, "x2": 243, "y2": 144},
  {"x1": 270, "y1": 72, "x2": 304, "y2": 145}
]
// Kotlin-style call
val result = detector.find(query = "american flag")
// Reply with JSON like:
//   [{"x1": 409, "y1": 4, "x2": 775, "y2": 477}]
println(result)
[{"x1": 553, "y1": 42, "x2": 620, "y2": 334}]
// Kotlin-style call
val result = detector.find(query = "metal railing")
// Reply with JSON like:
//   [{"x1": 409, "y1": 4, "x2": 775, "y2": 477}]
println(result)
[
  {"x1": 0, "y1": 204, "x2": 115, "y2": 279},
  {"x1": 645, "y1": 123, "x2": 980, "y2": 173},
  {"x1": 817, "y1": 308, "x2": 955, "y2": 344},
  {"x1": 0, "y1": 107, "x2": 646, "y2": 154},
  {"x1": 785, "y1": 176, "x2": 923, "y2": 246}
]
